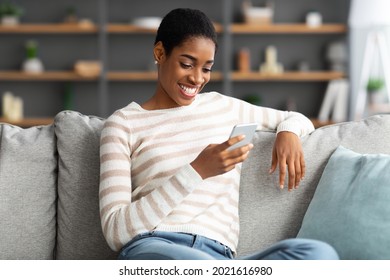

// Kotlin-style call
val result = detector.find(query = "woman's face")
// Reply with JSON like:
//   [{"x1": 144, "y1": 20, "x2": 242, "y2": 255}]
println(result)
[{"x1": 154, "y1": 37, "x2": 216, "y2": 109}]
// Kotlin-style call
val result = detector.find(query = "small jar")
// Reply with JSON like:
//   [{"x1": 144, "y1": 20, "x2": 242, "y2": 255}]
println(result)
[{"x1": 306, "y1": 11, "x2": 322, "y2": 27}]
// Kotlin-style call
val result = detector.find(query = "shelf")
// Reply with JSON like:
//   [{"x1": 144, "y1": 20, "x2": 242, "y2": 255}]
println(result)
[
  {"x1": 0, "y1": 23, "x2": 98, "y2": 33},
  {"x1": 0, "y1": 1, "x2": 349, "y2": 122},
  {"x1": 107, "y1": 23, "x2": 223, "y2": 34},
  {"x1": 0, "y1": 70, "x2": 341, "y2": 82},
  {"x1": 107, "y1": 71, "x2": 157, "y2": 81},
  {"x1": 107, "y1": 24, "x2": 158, "y2": 34},
  {"x1": 310, "y1": 118, "x2": 335, "y2": 128},
  {"x1": 0, "y1": 71, "x2": 99, "y2": 81},
  {"x1": 368, "y1": 104, "x2": 390, "y2": 114},
  {"x1": 107, "y1": 71, "x2": 223, "y2": 81},
  {"x1": 0, "y1": 117, "x2": 53, "y2": 127},
  {"x1": 231, "y1": 23, "x2": 347, "y2": 34},
  {"x1": 231, "y1": 71, "x2": 345, "y2": 81},
  {"x1": 0, "y1": 23, "x2": 345, "y2": 35}
]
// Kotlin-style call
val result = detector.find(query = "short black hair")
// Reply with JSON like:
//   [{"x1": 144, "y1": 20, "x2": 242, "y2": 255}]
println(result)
[{"x1": 155, "y1": 8, "x2": 218, "y2": 56}]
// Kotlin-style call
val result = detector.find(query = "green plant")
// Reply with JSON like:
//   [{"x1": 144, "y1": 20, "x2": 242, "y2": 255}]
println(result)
[
  {"x1": 25, "y1": 40, "x2": 38, "y2": 58},
  {"x1": 367, "y1": 78, "x2": 385, "y2": 92},
  {"x1": 0, "y1": 1, "x2": 23, "y2": 17}
]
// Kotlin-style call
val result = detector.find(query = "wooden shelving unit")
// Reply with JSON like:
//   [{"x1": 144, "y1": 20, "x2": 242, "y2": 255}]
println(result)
[{"x1": 0, "y1": 0, "x2": 349, "y2": 127}]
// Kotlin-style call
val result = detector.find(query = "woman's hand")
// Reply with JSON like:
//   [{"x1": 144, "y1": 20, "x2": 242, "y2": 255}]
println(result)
[
  {"x1": 191, "y1": 135, "x2": 254, "y2": 180},
  {"x1": 269, "y1": 131, "x2": 305, "y2": 191}
]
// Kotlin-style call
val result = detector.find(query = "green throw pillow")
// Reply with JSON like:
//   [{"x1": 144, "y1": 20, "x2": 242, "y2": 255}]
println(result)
[{"x1": 297, "y1": 145, "x2": 390, "y2": 260}]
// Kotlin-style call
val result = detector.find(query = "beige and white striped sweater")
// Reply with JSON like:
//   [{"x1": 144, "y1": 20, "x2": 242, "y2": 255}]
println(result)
[{"x1": 99, "y1": 92, "x2": 315, "y2": 253}]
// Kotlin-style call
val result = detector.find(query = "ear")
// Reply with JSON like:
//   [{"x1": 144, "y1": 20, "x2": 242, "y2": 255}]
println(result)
[{"x1": 153, "y1": 41, "x2": 165, "y2": 64}]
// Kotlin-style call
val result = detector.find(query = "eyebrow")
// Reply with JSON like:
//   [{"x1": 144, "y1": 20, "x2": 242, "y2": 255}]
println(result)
[{"x1": 180, "y1": 54, "x2": 214, "y2": 64}]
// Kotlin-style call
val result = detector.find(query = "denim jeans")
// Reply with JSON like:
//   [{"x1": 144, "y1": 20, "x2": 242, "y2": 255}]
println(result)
[{"x1": 118, "y1": 231, "x2": 339, "y2": 260}]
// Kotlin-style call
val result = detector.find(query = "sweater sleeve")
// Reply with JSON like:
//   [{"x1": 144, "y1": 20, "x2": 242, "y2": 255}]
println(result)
[
  {"x1": 234, "y1": 98, "x2": 315, "y2": 137},
  {"x1": 99, "y1": 111, "x2": 203, "y2": 251}
]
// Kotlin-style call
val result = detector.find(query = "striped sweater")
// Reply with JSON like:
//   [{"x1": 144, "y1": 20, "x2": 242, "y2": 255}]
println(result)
[{"x1": 99, "y1": 92, "x2": 315, "y2": 253}]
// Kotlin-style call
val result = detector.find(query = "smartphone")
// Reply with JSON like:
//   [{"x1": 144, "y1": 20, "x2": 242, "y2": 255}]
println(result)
[{"x1": 227, "y1": 123, "x2": 258, "y2": 151}]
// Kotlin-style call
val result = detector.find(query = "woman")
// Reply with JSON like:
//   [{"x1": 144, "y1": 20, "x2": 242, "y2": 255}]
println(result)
[{"x1": 99, "y1": 8, "x2": 338, "y2": 260}]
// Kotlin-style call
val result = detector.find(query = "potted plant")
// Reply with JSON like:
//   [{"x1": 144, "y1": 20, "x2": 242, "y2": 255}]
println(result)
[
  {"x1": 0, "y1": 1, "x2": 23, "y2": 26},
  {"x1": 22, "y1": 40, "x2": 44, "y2": 74},
  {"x1": 367, "y1": 78, "x2": 386, "y2": 104}
]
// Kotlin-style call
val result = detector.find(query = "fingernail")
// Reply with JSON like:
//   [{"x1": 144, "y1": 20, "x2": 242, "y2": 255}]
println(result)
[{"x1": 280, "y1": 185, "x2": 284, "y2": 189}]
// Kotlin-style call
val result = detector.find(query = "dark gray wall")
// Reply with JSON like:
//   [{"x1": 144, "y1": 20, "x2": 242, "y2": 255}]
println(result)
[{"x1": 0, "y1": 0, "x2": 350, "y2": 118}]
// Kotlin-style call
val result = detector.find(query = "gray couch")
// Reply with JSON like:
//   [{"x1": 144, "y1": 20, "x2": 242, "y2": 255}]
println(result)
[{"x1": 1, "y1": 110, "x2": 389, "y2": 260}]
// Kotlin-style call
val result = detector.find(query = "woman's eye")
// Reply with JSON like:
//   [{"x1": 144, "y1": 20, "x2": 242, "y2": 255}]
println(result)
[
  {"x1": 203, "y1": 68, "x2": 212, "y2": 73},
  {"x1": 180, "y1": 63, "x2": 192, "y2": 69}
]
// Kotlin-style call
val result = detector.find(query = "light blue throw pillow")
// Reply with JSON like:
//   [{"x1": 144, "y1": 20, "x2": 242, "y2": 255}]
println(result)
[{"x1": 297, "y1": 145, "x2": 390, "y2": 259}]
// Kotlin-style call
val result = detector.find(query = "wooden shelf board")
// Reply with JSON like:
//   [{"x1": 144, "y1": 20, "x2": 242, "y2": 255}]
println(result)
[
  {"x1": 107, "y1": 24, "x2": 158, "y2": 34},
  {"x1": 310, "y1": 118, "x2": 336, "y2": 128},
  {"x1": 0, "y1": 117, "x2": 54, "y2": 127},
  {"x1": 0, "y1": 71, "x2": 343, "y2": 82},
  {"x1": 0, "y1": 71, "x2": 99, "y2": 81},
  {"x1": 0, "y1": 23, "x2": 344, "y2": 35},
  {"x1": 0, "y1": 23, "x2": 98, "y2": 33},
  {"x1": 107, "y1": 23, "x2": 223, "y2": 34},
  {"x1": 231, "y1": 71, "x2": 345, "y2": 81},
  {"x1": 107, "y1": 71, "x2": 223, "y2": 81},
  {"x1": 231, "y1": 23, "x2": 347, "y2": 34},
  {"x1": 107, "y1": 71, "x2": 157, "y2": 80},
  {"x1": 368, "y1": 104, "x2": 390, "y2": 113}
]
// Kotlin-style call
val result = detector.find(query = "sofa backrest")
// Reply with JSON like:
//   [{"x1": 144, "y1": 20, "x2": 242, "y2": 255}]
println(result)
[
  {"x1": 2, "y1": 111, "x2": 390, "y2": 259},
  {"x1": 237, "y1": 114, "x2": 390, "y2": 257},
  {"x1": 54, "y1": 111, "x2": 116, "y2": 260}
]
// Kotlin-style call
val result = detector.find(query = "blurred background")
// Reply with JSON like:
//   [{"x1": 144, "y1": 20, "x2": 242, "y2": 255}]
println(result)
[{"x1": 0, "y1": 0, "x2": 389, "y2": 128}]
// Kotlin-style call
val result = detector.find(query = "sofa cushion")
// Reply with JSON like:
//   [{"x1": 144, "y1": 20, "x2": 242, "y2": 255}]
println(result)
[
  {"x1": 237, "y1": 114, "x2": 390, "y2": 257},
  {"x1": 0, "y1": 123, "x2": 57, "y2": 259},
  {"x1": 55, "y1": 111, "x2": 116, "y2": 259},
  {"x1": 297, "y1": 145, "x2": 390, "y2": 259}
]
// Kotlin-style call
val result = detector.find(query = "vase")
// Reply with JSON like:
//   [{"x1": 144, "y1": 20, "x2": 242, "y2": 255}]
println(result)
[
  {"x1": 22, "y1": 58, "x2": 44, "y2": 74},
  {"x1": 369, "y1": 90, "x2": 387, "y2": 104},
  {"x1": 1, "y1": 16, "x2": 19, "y2": 26}
]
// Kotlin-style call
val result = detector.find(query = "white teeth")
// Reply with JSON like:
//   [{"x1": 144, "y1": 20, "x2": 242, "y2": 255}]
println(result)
[{"x1": 180, "y1": 85, "x2": 197, "y2": 95}]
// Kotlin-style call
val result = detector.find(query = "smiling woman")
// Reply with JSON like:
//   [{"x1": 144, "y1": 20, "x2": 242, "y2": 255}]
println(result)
[
  {"x1": 98, "y1": 8, "x2": 337, "y2": 261},
  {"x1": 149, "y1": 38, "x2": 215, "y2": 108}
]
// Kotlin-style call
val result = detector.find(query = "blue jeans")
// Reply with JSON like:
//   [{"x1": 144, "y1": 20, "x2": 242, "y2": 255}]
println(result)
[{"x1": 118, "y1": 231, "x2": 339, "y2": 260}]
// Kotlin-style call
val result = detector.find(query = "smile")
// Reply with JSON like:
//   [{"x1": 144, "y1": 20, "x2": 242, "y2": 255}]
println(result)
[{"x1": 179, "y1": 84, "x2": 198, "y2": 97}]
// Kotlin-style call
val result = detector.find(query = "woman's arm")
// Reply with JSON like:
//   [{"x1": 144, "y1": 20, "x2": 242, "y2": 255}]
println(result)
[
  {"x1": 239, "y1": 101, "x2": 315, "y2": 191},
  {"x1": 99, "y1": 111, "x2": 203, "y2": 251}
]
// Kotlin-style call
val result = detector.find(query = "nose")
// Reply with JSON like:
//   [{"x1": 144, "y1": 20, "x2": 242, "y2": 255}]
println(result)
[{"x1": 189, "y1": 68, "x2": 205, "y2": 85}]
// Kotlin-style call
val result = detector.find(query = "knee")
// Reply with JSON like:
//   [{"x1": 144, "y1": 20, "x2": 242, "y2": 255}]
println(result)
[{"x1": 297, "y1": 239, "x2": 339, "y2": 260}]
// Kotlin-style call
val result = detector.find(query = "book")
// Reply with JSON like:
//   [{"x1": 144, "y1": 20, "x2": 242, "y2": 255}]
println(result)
[{"x1": 318, "y1": 79, "x2": 349, "y2": 123}]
